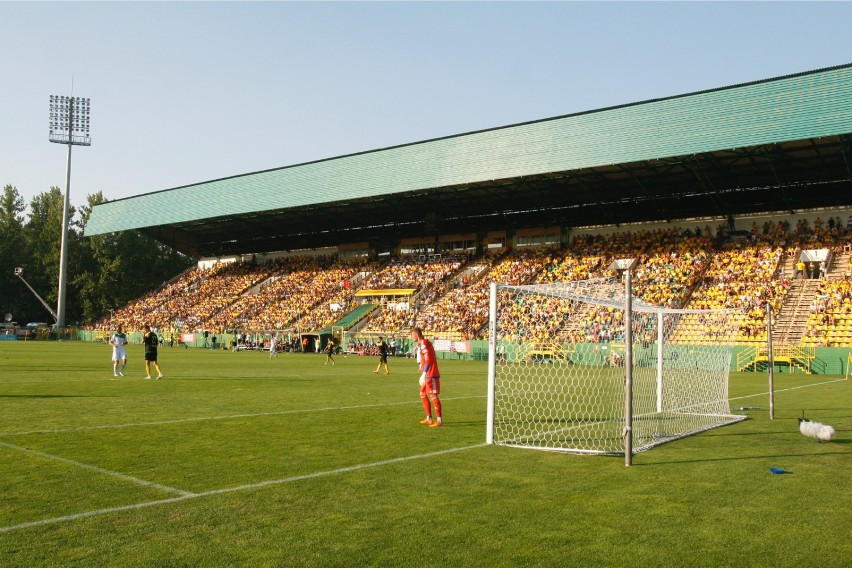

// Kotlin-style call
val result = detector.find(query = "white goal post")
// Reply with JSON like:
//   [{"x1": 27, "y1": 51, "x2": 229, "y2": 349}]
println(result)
[{"x1": 486, "y1": 279, "x2": 748, "y2": 461}]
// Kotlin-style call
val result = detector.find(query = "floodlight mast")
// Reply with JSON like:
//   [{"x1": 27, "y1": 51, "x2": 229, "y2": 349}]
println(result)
[{"x1": 49, "y1": 95, "x2": 91, "y2": 330}]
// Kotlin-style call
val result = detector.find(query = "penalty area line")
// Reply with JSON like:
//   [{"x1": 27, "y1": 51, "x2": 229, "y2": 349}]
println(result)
[
  {"x1": 729, "y1": 377, "x2": 848, "y2": 402},
  {"x1": 0, "y1": 443, "x2": 486, "y2": 534},
  {"x1": 0, "y1": 440, "x2": 194, "y2": 498}
]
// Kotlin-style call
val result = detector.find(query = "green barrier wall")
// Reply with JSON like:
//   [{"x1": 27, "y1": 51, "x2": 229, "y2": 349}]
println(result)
[
  {"x1": 73, "y1": 331, "x2": 851, "y2": 375},
  {"x1": 447, "y1": 341, "x2": 851, "y2": 375}
]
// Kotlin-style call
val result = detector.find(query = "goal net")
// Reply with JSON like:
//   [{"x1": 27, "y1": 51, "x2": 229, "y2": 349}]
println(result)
[{"x1": 486, "y1": 278, "x2": 747, "y2": 455}]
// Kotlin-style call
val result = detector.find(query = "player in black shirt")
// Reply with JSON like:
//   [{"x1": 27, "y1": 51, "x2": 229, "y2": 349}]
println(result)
[
  {"x1": 142, "y1": 324, "x2": 164, "y2": 379},
  {"x1": 324, "y1": 338, "x2": 336, "y2": 365},
  {"x1": 373, "y1": 336, "x2": 390, "y2": 375}
]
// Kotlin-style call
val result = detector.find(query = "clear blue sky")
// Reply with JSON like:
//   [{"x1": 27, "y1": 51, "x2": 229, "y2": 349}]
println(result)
[{"x1": 1, "y1": 1, "x2": 851, "y2": 211}]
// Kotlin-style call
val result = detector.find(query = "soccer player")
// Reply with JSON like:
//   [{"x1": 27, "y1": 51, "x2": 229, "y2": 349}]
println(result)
[
  {"x1": 324, "y1": 338, "x2": 336, "y2": 365},
  {"x1": 373, "y1": 336, "x2": 390, "y2": 375},
  {"x1": 142, "y1": 324, "x2": 164, "y2": 379},
  {"x1": 109, "y1": 324, "x2": 128, "y2": 377},
  {"x1": 269, "y1": 333, "x2": 278, "y2": 358},
  {"x1": 411, "y1": 327, "x2": 442, "y2": 427}
]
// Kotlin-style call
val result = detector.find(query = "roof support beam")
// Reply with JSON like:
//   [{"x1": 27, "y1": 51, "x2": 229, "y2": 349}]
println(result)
[
  {"x1": 568, "y1": 173, "x2": 616, "y2": 227},
  {"x1": 617, "y1": 163, "x2": 648, "y2": 201},
  {"x1": 685, "y1": 156, "x2": 726, "y2": 217},
  {"x1": 839, "y1": 134, "x2": 852, "y2": 183},
  {"x1": 760, "y1": 145, "x2": 796, "y2": 213}
]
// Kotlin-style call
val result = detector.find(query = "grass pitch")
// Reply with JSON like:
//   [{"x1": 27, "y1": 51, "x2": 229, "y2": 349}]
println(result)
[{"x1": 0, "y1": 342, "x2": 849, "y2": 567}]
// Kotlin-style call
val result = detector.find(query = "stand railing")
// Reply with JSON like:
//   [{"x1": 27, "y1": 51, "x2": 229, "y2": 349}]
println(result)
[{"x1": 739, "y1": 343, "x2": 816, "y2": 374}]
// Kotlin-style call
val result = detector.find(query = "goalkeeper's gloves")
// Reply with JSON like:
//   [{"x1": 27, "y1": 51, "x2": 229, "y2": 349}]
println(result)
[{"x1": 419, "y1": 373, "x2": 426, "y2": 387}]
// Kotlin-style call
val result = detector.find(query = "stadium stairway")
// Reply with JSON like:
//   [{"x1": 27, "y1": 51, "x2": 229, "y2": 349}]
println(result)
[
  {"x1": 314, "y1": 303, "x2": 378, "y2": 334},
  {"x1": 676, "y1": 251, "x2": 714, "y2": 309},
  {"x1": 830, "y1": 250, "x2": 850, "y2": 276},
  {"x1": 774, "y1": 278, "x2": 821, "y2": 344},
  {"x1": 779, "y1": 249, "x2": 798, "y2": 280},
  {"x1": 775, "y1": 249, "x2": 850, "y2": 346},
  {"x1": 246, "y1": 275, "x2": 277, "y2": 296}
]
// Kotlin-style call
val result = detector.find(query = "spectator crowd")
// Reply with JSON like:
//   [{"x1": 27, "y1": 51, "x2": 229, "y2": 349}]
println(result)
[{"x1": 92, "y1": 215, "x2": 852, "y2": 349}]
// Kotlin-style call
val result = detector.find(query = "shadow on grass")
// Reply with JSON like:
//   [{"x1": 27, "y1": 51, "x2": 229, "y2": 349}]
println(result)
[
  {"x1": 709, "y1": 427, "x2": 851, "y2": 437},
  {"x1": 709, "y1": 430, "x2": 806, "y2": 437},
  {"x1": 637, "y1": 449, "x2": 849, "y2": 466},
  {"x1": 710, "y1": 431, "x2": 845, "y2": 439}
]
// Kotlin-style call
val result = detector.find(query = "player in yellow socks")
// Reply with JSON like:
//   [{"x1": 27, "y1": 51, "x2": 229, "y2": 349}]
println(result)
[{"x1": 373, "y1": 336, "x2": 390, "y2": 375}]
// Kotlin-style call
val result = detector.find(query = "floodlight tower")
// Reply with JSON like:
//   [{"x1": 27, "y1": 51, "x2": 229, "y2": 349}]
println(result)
[{"x1": 49, "y1": 94, "x2": 91, "y2": 330}]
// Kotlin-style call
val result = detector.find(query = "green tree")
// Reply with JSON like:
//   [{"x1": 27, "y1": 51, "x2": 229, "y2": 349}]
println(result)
[
  {"x1": 74, "y1": 191, "x2": 120, "y2": 323},
  {"x1": 22, "y1": 187, "x2": 82, "y2": 323},
  {"x1": 3, "y1": 186, "x2": 191, "y2": 326},
  {"x1": 76, "y1": 192, "x2": 191, "y2": 325},
  {"x1": 0, "y1": 184, "x2": 27, "y2": 323}
]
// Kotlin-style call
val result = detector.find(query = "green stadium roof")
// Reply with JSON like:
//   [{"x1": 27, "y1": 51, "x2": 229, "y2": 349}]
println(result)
[{"x1": 86, "y1": 64, "x2": 852, "y2": 255}]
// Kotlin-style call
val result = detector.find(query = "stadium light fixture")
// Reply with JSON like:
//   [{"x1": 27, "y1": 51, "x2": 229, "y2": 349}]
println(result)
[
  {"x1": 608, "y1": 258, "x2": 638, "y2": 274},
  {"x1": 49, "y1": 93, "x2": 92, "y2": 330}
]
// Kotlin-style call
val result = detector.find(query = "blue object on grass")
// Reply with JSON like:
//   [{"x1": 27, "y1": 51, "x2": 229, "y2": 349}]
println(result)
[{"x1": 769, "y1": 467, "x2": 787, "y2": 474}]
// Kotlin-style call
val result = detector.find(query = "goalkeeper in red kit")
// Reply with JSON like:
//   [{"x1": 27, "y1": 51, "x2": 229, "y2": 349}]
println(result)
[{"x1": 411, "y1": 327, "x2": 443, "y2": 427}]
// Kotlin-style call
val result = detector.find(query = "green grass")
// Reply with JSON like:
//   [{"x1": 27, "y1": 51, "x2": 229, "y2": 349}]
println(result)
[{"x1": 0, "y1": 342, "x2": 849, "y2": 567}]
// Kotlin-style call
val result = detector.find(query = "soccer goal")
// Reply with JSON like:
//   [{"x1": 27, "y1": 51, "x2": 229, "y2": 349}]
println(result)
[{"x1": 485, "y1": 278, "x2": 748, "y2": 461}]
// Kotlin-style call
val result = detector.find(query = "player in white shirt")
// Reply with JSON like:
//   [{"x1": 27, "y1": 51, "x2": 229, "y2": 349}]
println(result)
[
  {"x1": 269, "y1": 334, "x2": 278, "y2": 358},
  {"x1": 109, "y1": 324, "x2": 129, "y2": 377}
]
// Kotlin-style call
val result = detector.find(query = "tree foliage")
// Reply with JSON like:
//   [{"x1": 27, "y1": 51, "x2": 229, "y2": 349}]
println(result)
[
  {"x1": 0, "y1": 184, "x2": 28, "y2": 323},
  {"x1": 3, "y1": 186, "x2": 191, "y2": 325}
]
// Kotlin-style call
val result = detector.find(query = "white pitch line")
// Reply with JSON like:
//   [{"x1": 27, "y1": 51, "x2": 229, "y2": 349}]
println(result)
[
  {"x1": 0, "y1": 495, "x2": 194, "y2": 534},
  {"x1": 0, "y1": 395, "x2": 485, "y2": 438},
  {"x1": 0, "y1": 443, "x2": 486, "y2": 533},
  {"x1": 0, "y1": 440, "x2": 194, "y2": 497},
  {"x1": 197, "y1": 443, "x2": 486, "y2": 497},
  {"x1": 729, "y1": 377, "x2": 848, "y2": 402}
]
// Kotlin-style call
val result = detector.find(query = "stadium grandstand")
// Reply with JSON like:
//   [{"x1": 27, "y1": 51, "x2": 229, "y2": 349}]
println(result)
[{"x1": 84, "y1": 64, "x2": 852, "y2": 371}]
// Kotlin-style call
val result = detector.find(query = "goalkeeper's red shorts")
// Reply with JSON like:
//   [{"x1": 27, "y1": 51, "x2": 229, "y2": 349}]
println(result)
[{"x1": 420, "y1": 376, "x2": 441, "y2": 396}]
